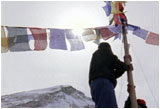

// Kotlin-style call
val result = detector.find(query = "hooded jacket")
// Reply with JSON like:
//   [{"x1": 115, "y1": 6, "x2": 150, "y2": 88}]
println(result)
[{"x1": 89, "y1": 42, "x2": 128, "y2": 87}]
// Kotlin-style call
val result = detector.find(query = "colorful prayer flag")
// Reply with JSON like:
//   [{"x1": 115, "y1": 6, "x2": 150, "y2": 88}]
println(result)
[
  {"x1": 108, "y1": 25, "x2": 122, "y2": 33},
  {"x1": 109, "y1": 1, "x2": 127, "y2": 25},
  {"x1": 49, "y1": 29, "x2": 67, "y2": 50},
  {"x1": 133, "y1": 28, "x2": 149, "y2": 40},
  {"x1": 1, "y1": 26, "x2": 8, "y2": 53},
  {"x1": 65, "y1": 29, "x2": 85, "y2": 51},
  {"x1": 108, "y1": 25, "x2": 122, "y2": 40},
  {"x1": 114, "y1": 33, "x2": 121, "y2": 40},
  {"x1": 6, "y1": 27, "x2": 31, "y2": 52},
  {"x1": 82, "y1": 29, "x2": 97, "y2": 41},
  {"x1": 103, "y1": 1, "x2": 112, "y2": 16},
  {"x1": 111, "y1": 2, "x2": 122, "y2": 14},
  {"x1": 146, "y1": 32, "x2": 159, "y2": 46},
  {"x1": 113, "y1": 13, "x2": 127, "y2": 25},
  {"x1": 29, "y1": 28, "x2": 48, "y2": 50},
  {"x1": 100, "y1": 27, "x2": 116, "y2": 40}
]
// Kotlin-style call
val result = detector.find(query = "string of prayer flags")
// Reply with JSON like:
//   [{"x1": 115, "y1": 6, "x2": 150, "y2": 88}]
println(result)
[
  {"x1": 99, "y1": 27, "x2": 116, "y2": 40},
  {"x1": 1, "y1": 26, "x2": 8, "y2": 53},
  {"x1": 1, "y1": 25, "x2": 159, "y2": 54},
  {"x1": 82, "y1": 29, "x2": 97, "y2": 41},
  {"x1": 49, "y1": 29, "x2": 67, "y2": 50},
  {"x1": 65, "y1": 29, "x2": 85, "y2": 51},
  {"x1": 29, "y1": 28, "x2": 48, "y2": 51},
  {"x1": 103, "y1": 1, "x2": 112, "y2": 16},
  {"x1": 6, "y1": 27, "x2": 31, "y2": 52},
  {"x1": 133, "y1": 28, "x2": 149, "y2": 40},
  {"x1": 146, "y1": 32, "x2": 159, "y2": 46}
]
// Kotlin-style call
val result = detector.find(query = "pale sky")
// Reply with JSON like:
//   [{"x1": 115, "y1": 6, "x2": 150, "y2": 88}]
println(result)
[{"x1": 1, "y1": 1, "x2": 159, "y2": 108}]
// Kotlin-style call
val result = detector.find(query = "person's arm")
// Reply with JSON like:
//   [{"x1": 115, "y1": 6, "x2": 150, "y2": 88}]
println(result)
[{"x1": 113, "y1": 55, "x2": 128, "y2": 78}]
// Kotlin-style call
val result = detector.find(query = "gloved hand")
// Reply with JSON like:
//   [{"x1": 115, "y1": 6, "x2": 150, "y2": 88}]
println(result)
[{"x1": 126, "y1": 64, "x2": 133, "y2": 71}]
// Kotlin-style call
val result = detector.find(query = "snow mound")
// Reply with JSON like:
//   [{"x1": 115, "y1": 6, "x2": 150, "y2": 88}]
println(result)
[{"x1": 1, "y1": 85, "x2": 95, "y2": 108}]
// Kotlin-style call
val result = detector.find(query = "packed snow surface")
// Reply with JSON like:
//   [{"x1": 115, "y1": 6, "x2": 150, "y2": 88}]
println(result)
[{"x1": 1, "y1": 85, "x2": 95, "y2": 108}]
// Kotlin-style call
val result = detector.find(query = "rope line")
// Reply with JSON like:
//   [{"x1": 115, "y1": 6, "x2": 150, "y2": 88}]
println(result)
[{"x1": 128, "y1": 36, "x2": 159, "y2": 107}]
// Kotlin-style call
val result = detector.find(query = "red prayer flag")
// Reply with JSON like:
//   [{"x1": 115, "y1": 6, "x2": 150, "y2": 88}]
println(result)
[
  {"x1": 100, "y1": 28, "x2": 117, "y2": 40},
  {"x1": 146, "y1": 32, "x2": 159, "y2": 46},
  {"x1": 30, "y1": 28, "x2": 48, "y2": 50},
  {"x1": 113, "y1": 13, "x2": 127, "y2": 25}
]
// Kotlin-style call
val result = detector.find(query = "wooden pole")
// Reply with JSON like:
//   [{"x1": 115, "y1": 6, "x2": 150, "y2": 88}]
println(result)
[{"x1": 122, "y1": 23, "x2": 138, "y2": 108}]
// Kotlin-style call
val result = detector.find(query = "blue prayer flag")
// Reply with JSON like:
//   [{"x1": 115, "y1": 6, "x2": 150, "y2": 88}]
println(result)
[
  {"x1": 114, "y1": 33, "x2": 121, "y2": 40},
  {"x1": 133, "y1": 28, "x2": 149, "y2": 40},
  {"x1": 49, "y1": 29, "x2": 67, "y2": 50},
  {"x1": 127, "y1": 24, "x2": 140, "y2": 31},
  {"x1": 103, "y1": 1, "x2": 111, "y2": 16},
  {"x1": 108, "y1": 25, "x2": 122, "y2": 40}
]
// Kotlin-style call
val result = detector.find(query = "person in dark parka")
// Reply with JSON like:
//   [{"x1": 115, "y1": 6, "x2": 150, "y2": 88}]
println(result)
[{"x1": 89, "y1": 42, "x2": 132, "y2": 108}]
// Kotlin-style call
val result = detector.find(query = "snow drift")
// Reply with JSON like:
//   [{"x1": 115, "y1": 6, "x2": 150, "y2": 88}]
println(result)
[{"x1": 1, "y1": 85, "x2": 95, "y2": 108}]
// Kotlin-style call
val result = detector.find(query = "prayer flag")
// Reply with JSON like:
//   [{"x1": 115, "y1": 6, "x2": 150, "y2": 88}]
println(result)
[
  {"x1": 114, "y1": 33, "x2": 121, "y2": 40},
  {"x1": 127, "y1": 24, "x2": 140, "y2": 31},
  {"x1": 133, "y1": 28, "x2": 149, "y2": 40},
  {"x1": 113, "y1": 13, "x2": 127, "y2": 25},
  {"x1": 108, "y1": 25, "x2": 122, "y2": 40},
  {"x1": 108, "y1": 25, "x2": 122, "y2": 33},
  {"x1": 29, "y1": 28, "x2": 48, "y2": 50},
  {"x1": 65, "y1": 29, "x2": 85, "y2": 51},
  {"x1": 82, "y1": 29, "x2": 94, "y2": 36},
  {"x1": 49, "y1": 29, "x2": 67, "y2": 50},
  {"x1": 111, "y1": 2, "x2": 122, "y2": 14},
  {"x1": 111, "y1": 1, "x2": 127, "y2": 25},
  {"x1": 146, "y1": 32, "x2": 159, "y2": 46},
  {"x1": 103, "y1": 1, "x2": 111, "y2": 16},
  {"x1": 1, "y1": 26, "x2": 8, "y2": 53},
  {"x1": 100, "y1": 27, "x2": 116, "y2": 40},
  {"x1": 82, "y1": 29, "x2": 97, "y2": 41},
  {"x1": 6, "y1": 27, "x2": 31, "y2": 52}
]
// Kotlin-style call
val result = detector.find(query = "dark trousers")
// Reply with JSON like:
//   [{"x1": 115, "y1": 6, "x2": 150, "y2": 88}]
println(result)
[{"x1": 90, "y1": 78, "x2": 118, "y2": 108}]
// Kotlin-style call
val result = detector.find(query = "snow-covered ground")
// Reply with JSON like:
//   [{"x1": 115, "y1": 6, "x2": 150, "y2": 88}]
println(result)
[{"x1": 1, "y1": 85, "x2": 95, "y2": 108}]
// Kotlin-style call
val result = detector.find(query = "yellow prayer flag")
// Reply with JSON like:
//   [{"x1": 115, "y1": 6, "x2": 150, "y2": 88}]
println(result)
[
  {"x1": 1, "y1": 26, "x2": 8, "y2": 53},
  {"x1": 111, "y1": 1, "x2": 123, "y2": 14}
]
